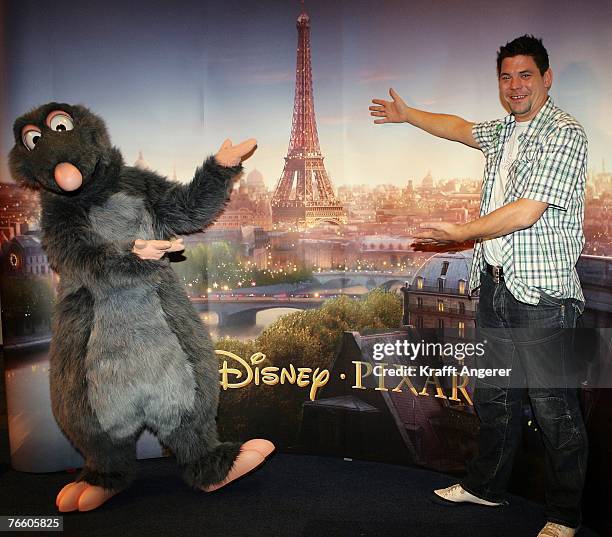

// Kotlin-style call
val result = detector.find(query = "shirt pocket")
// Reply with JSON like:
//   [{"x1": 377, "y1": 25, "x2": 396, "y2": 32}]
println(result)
[
  {"x1": 507, "y1": 141, "x2": 541, "y2": 201},
  {"x1": 507, "y1": 158, "x2": 533, "y2": 201}
]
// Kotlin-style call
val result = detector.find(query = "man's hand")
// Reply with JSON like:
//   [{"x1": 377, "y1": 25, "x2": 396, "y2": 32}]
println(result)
[
  {"x1": 413, "y1": 223, "x2": 467, "y2": 245},
  {"x1": 214, "y1": 138, "x2": 258, "y2": 167},
  {"x1": 369, "y1": 89, "x2": 478, "y2": 147},
  {"x1": 369, "y1": 88, "x2": 409, "y2": 124},
  {"x1": 132, "y1": 238, "x2": 185, "y2": 260}
]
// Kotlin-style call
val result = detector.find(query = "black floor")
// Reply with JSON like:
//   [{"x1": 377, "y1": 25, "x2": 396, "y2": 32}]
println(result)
[{"x1": 0, "y1": 455, "x2": 602, "y2": 537}]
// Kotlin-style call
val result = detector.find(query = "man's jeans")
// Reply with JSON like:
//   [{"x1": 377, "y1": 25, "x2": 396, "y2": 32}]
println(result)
[{"x1": 461, "y1": 271, "x2": 588, "y2": 528}]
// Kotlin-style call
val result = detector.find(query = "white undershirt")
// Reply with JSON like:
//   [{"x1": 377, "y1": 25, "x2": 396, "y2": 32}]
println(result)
[{"x1": 483, "y1": 120, "x2": 531, "y2": 267}]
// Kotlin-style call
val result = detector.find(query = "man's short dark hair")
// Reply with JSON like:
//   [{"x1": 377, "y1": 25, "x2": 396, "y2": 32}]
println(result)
[{"x1": 497, "y1": 35, "x2": 549, "y2": 76}]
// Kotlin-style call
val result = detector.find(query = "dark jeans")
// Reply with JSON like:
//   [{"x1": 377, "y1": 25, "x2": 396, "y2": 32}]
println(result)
[{"x1": 461, "y1": 271, "x2": 588, "y2": 528}]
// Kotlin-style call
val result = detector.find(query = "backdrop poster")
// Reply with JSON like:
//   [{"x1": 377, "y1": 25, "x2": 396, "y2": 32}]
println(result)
[{"x1": 0, "y1": 0, "x2": 611, "y2": 533}]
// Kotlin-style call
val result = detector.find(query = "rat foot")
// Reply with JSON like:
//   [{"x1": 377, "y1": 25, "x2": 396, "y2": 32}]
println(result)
[
  {"x1": 202, "y1": 442, "x2": 271, "y2": 493},
  {"x1": 241, "y1": 438, "x2": 275, "y2": 458},
  {"x1": 56, "y1": 481, "x2": 119, "y2": 512}
]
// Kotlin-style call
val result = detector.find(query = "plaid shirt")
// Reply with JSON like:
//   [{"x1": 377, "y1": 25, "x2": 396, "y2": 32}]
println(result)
[{"x1": 468, "y1": 97, "x2": 587, "y2": 308}]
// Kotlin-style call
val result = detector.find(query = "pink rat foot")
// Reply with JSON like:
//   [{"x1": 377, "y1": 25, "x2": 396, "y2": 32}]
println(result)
[
  {"x1": 56, "y1": 481, "x2": 119, "y2": 512},
  {"x1": 202, "y1": 438, "x2": 275, "y2": 493},
  {"x1": 241, "y1": 438, "x2": 275, "y2": 458}
]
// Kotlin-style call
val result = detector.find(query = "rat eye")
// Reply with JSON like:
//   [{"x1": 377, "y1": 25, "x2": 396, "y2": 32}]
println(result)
[
  {"x1": 21, "y1": 126, "x2": 42, "y2": 151},
  {"x1": 46, "y1": 111, "x2": 74, "y2": 132}
]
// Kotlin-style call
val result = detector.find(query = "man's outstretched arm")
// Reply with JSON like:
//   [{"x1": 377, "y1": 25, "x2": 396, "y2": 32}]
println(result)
[
  {"x1": 369, "y1": 88, "x2": 480, "y2": 149},
  {"x1": 414, "y1": 198, "x2": 549, "y2": 244}
]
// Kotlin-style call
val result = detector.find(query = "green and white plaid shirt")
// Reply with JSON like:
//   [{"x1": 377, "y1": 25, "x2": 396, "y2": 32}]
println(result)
[{"x1": 468, "y1": 97, "x2": 587, "y2": 308}]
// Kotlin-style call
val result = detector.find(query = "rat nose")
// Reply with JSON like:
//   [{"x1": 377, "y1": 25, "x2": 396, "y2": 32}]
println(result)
[{"x1": 54, "y1": 162, "x2": 83, "y2": 191}]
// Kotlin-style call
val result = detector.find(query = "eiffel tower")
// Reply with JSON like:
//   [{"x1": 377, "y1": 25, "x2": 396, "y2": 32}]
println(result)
[{"x1": 271, "y1": 2, "x2": 346, "y2": 227}]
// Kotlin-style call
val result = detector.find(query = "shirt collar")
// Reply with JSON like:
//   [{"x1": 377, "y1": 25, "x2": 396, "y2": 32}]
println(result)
[{"x1": 501, "y1": 96, "x2": 554, "y2": 141}]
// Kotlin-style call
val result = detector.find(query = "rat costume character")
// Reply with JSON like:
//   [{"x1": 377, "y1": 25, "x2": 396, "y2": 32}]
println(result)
[{"x1": 9, "y1": 103, "x2": 273, "y2": 512}]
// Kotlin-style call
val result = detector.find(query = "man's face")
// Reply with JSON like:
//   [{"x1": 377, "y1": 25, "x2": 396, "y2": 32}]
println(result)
[{"x1": 498, "y1": 55, "x2": 552, "y2": 122}]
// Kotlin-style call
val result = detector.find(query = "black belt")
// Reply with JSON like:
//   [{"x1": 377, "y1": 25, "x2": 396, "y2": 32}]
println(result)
[{"x1": 484, "y1": 263, "x2": 504, "y2": 282}]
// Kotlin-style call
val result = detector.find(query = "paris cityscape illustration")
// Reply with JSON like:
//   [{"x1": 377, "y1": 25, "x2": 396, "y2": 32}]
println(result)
[
  {"x1": 0, "y1": 0, "x2": 611, "y2": 484},
  {"x1": 2, "y1": 1, "x2": 611, "y2": 345}
]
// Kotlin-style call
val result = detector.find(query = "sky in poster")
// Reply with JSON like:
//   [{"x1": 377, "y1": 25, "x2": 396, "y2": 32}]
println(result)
[{"x1": 3, "y1": 0, "x2": 612, "y2": 188}]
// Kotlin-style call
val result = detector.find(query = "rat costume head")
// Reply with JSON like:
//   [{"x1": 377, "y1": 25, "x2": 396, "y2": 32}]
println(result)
[{"x1": 9, "y1": 103, "x2": 114, "y2": 194}]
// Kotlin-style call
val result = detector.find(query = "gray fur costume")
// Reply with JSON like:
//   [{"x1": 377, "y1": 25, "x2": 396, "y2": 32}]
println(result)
[{"x1": 9, "y1": 102, "x2": 243, "y2": 491}]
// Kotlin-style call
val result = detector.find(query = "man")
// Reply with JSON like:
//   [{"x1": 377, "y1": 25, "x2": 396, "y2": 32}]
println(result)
[{"x1": 370, "y1": 36, "x2": 588, "y2": 537}]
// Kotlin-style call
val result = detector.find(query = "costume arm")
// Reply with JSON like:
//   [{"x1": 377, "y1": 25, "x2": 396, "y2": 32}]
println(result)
[
  {"x1": 370, "y1": 88, "x2": 479, "y2": 148},
  {"x1": 146, "y1": 157, "x2": 242, "y2": 238},
  {"x1": 42, "y1": 208, "x2": 164, "y2": 288}
]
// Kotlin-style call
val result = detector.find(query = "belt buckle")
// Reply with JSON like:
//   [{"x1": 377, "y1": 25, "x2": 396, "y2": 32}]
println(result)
[{"x1": 492, "y1": 265, "x2": 502, "y2": 284}]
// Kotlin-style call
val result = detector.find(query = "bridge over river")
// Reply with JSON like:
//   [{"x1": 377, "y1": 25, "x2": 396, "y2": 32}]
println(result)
[
  {"x1": 189, "y1": 270, "x2": 414, "y2": 327},
  {"x1": 191, "y1": 296, "x2": 325, "y2": 327}
]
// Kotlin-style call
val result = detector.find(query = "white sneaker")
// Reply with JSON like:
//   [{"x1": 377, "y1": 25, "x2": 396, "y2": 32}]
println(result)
[
  {"x1": 537, "y1": 522, "x2": 577, "y2": 537},
  {"x1": 431, "y1": 483, "x2": 505, "y2": 507}
]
